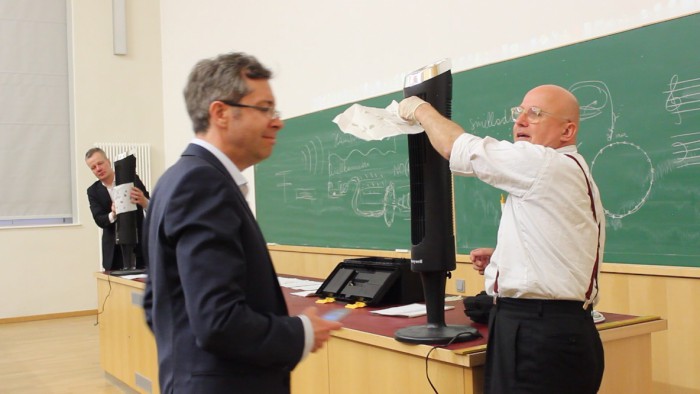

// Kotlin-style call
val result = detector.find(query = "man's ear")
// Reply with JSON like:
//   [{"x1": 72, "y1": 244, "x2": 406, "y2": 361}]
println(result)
[
  {"x1": 210, "y1": 101, "x2": 229, "y2": 128},
  {"x1": 561, "y1": 122, "x2": 578, "y2": 143}
]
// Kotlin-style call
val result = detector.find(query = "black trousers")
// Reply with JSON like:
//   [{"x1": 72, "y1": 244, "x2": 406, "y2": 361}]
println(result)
[{"x1": 484, "y1": 298, "x2": 604, "y2": 394}]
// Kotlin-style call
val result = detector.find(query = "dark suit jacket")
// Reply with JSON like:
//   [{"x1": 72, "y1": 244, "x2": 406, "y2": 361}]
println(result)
[
  {"x1": 142, "y1": 144, "x2": 304, "y2": 394},
  {"x1": 87, "y1": 175, "x2": 149, "y2": 270}
]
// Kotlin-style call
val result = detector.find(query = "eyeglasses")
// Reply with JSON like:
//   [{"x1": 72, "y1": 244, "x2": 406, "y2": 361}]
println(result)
[
  {"x1": 219, "y1": 99, "x2": 281, "y2": 119},
  {"x1": 510, "y1": 106, "x2": 568, "y2": 124}
]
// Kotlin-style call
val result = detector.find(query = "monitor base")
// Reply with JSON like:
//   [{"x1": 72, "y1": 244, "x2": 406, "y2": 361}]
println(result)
[
  {"x1": 395, "y1": 324, "x2": 480, "y2": 345},
  {"x1": 109, "y1": 268, "x2": 146, "y2": 276}
]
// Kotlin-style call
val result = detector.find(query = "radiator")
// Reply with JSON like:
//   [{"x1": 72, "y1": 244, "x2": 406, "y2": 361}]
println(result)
[{"x1": 95, "y1": 142, "x2": 152, "y2": 191}]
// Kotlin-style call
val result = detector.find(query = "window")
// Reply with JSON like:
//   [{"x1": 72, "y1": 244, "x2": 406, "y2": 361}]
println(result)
[{"x1": 0, "y1": 1, "x2": 74, "y2": 227}]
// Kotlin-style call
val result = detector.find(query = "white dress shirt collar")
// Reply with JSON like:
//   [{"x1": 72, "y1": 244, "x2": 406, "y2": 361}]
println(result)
[{"x1": 190, "y1": 138, "x2": 249, "y2": 196}]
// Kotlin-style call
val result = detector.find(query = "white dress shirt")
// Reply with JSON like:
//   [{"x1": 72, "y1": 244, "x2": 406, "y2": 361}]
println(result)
[{"x1": 450, "y1": 133, "x2": 606, "y2": 305}]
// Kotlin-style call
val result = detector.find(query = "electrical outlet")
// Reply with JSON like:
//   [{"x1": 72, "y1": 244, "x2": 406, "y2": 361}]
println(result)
[{"x1": 455, "y1": 279, "x2": 465, "y2": 293}]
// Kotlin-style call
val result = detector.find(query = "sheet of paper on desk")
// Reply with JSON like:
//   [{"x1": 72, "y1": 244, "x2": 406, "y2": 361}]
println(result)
[
  {"x1": 121, "y1": 273, "x2": 147, "y2": 280},
  {"x1": 278, "y1": 277, "x2": 320, "y2": 288},
  {"x1": 370, "y1": 303, "x2": 455, "y2": 318},
  {"x1": 333, "y1": 100, "x2": 425, "y2": 141},
  {"x1": 289, "y1": 290, "x2": 318, "y2": 297},
  {"x1": 277, "y1": 277, "x2": 322, "y2": 296}
]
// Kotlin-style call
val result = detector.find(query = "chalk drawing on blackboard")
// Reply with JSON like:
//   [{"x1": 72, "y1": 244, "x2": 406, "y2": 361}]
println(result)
[
  {"x1": 295, "y1": 188, "x2": 316, "y2": 201},
  {"x1": 468, "y1": 109, "x2": 511, "y2": 132},
  {"x1": 344, "y1": 177, "x2": 400, "y2": 227},
  {"x1": 274, "y1": 170, "x2": 293, "y2": 203},
  {"x1": 671, "y1": 131, "x2": 700, "y2": 168},
  {"x1": 569, "y1": 80, "x2": 619, "y2": 141},
  {"x1": 591, "y1": 141, "x2": 654, "y2": 221},
  {"x1": 664, "y1": 75, "x2": 700, "y2": 125},
  {"x1": 301, "y1": 137, "x2": 325, "y2": 175},
  {"x1": 326, "y1": 142, "x2": 410, "y2": 227},
  {"x1": 571, "y1": 81, "x2": 654, "y2": 221}
]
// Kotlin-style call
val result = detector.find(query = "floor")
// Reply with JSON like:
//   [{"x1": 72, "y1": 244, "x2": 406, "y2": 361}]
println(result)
[{"x1": 0, "y1": 315, "x2": 134, "y2": 394}]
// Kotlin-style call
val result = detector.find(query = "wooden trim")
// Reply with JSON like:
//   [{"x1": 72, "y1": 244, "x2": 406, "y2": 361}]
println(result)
[
  {"x1": 595, "y1": 315, "x2": 661, "y2": 331},
  {"x1": 0, "y1": 309, "x2": 97, "y2": 324},
  {"x1": 267, "y1": 244, "x2": 700, "y2": 279},
  {"x1": 267, "y1": 244, "x2": 411, "y2": 258},
  {"x1": 94, "y1": 271, "x2": 146, "y2": 289},
  {"x1": 331, "y1": 327, "x2": 483, "y2": 367},
  {"x1": 453, "y1": 344, "x2": 487, "y2": 356},
  {"x1": 601, "y1": 262, "x2": 700, "y2": 278},
  {"x1": 452, "y1": 316, "x2": 667, "y2": 356},
  {"x1": 598, "y1": 318, "x2": 668, "y2": 342}
]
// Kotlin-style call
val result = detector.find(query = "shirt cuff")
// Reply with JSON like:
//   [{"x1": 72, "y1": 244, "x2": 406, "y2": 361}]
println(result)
[
  {"x1": 108, "y1": 211, "x2": 116, "y2": 223},
  {"x1": 298, "y1": 314, "x2": 313, "y2": 361}
]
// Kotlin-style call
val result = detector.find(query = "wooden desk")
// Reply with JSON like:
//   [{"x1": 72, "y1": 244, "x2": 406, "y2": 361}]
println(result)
[
  {"x1": 285, "y1": 285, "x2": 667, "y2": 394},
  {"x1": 95, "y1": 273, "x2": 159, "y2": 394},
  {"x1": 95, "y1": 273, "x2": 666, "y2": 394}
]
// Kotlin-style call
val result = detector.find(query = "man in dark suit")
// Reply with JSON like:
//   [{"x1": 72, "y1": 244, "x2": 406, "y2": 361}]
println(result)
[
  {"x1": 142, "y1": 52, "x2": 342, "y2": 394},
  {"x1": 85, "y1": 147, "x2": 150, "y2": 271}
]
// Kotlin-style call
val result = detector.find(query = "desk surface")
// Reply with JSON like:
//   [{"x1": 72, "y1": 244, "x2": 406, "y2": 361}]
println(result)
[
  {"x1": 282, "y1": 285, "x2": 662, "y2": 354},
  {"x1": 96, "y1": 272, "x2": 665, "y2": 365}
]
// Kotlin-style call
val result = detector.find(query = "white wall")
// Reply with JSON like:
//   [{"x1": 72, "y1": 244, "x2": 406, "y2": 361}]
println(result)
[
  {"x1": 0, "y1": 0, "x2": 164, "y2": 319},
  {"x1": 159, "y1": 0, "x2": 700, "y2": 215}
]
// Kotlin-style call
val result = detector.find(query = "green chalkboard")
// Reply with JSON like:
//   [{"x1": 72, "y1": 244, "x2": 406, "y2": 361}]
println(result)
[
  {"x1": 451, "y1": 13, "x2": 700, "y2": 267},
  {"x1": 256, "y1": 13, "x2": 700, "y2": 267},
  {"x1": 255, "y1": 93, "x2": 411, "y2": 251}
]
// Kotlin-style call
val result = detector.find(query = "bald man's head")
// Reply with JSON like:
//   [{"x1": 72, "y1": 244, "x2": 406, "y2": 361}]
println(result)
[{"x1": 512, "y1": 84, "x2": 579, "y2": 149}]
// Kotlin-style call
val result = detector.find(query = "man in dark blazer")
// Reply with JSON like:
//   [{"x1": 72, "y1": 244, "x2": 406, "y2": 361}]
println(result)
[
  {"x1": 142, "y1": 52, "x2": 342, "y2": 394},
  {"x1": 85, "y1": 147, "x2": 150, "y2": 271}
]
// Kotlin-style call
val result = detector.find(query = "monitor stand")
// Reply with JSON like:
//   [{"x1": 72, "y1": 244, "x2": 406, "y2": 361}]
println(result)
[
  {"x1": 109, "y1": 244, "x2": 145, "y2": 276},
  {"x1": 395, "y1": 272, "x2": 480, "y2": 345},
  {"x1": 109, "y1": 268, "x2": 145, "y2": 276}
]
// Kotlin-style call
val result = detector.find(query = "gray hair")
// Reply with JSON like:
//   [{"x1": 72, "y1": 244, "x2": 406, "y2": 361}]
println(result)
[
  {"x1": 183, "y1": 52, "x2": 272, "y2": 133},
  {"x1": 85, "y1": 147, "x2": 108, "y2": 161}
]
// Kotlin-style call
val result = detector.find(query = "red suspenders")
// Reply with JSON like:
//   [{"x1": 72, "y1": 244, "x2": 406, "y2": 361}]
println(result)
[{"x1": 565, "y1": 154, "x2": 601, "y2": 307}]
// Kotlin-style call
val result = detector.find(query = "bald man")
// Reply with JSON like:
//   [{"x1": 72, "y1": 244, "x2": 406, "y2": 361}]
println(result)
[{"x1": 399, "y1": 85, "x2": 606, "y2": 394}]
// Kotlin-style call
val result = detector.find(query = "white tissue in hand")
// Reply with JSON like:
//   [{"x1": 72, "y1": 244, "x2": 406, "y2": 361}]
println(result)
[{"x1": 332, "y1": 100, "x2": 425, "y2": 141}]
